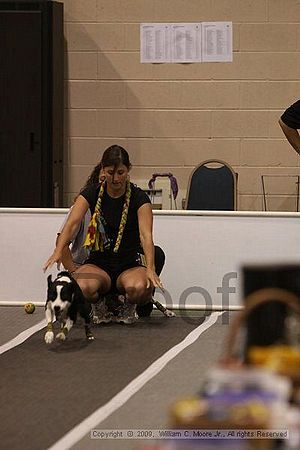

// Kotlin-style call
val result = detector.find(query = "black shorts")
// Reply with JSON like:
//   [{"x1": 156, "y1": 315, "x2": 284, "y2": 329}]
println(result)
[{"x1": 84, "y1": 250, "x2": 146, "y2": 290}]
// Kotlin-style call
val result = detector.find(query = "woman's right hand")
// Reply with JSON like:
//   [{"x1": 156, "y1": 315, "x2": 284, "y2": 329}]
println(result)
[{"x1": 43, "y1": 249, "x2": 63, "y2": 273}]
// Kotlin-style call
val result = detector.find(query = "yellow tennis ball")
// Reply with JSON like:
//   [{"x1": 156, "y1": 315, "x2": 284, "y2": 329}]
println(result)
[{"x1": 24, "y1": 303, "x2": 35, "y2": 314}]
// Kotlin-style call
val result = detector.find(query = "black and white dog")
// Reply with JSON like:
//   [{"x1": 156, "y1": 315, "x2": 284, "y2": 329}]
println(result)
[{"x1": 44, "y1": 271, "x2": 94, "y2": 344}]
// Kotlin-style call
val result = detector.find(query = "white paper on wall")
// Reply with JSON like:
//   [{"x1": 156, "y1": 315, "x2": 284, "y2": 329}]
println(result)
[
  {"x1": 171, "y1": 23, "x2": 201, "y2": 63},
  {"x1": 140, "y1": 22, "x2": 232, "y2": 63},
  {"x1": 202, "y1": 21, "x2": 232, "y2": 62},
  {"x1": 140, "y1": 23, "x2": 171, "y2": 63}
]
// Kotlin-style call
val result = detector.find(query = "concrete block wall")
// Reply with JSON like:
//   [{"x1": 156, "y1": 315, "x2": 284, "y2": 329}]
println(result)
[{"x1": 63, "y1": 0, "x2": 300, "y2": 211}]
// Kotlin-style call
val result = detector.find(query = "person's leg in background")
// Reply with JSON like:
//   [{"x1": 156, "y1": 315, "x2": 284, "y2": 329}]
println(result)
[{"x1": 136, "y1": 245, "x2": 165, "y2": 317}]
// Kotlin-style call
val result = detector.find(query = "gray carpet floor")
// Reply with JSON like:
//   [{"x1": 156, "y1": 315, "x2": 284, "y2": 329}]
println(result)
[
  {"x1": 72, "y1": 313, "x2": 228, "y2": 450},
  {"x1": 0, "y1": 305, "x2": 45, "y2": 346},
  {"x1": 0, "y1": 307, "x2": 230, "y2": 450}
]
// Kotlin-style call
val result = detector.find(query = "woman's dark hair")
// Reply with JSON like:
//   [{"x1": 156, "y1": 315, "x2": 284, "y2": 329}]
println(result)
[
  {"x1": 80, "y1": 145, "x2": 131, "y2": 192},
  {"x1": 79, "y1": 162, "x2": 102, "y2": 193},
  {"x1": 101, "y1": 145, "x2": 131, "y2": 170}
]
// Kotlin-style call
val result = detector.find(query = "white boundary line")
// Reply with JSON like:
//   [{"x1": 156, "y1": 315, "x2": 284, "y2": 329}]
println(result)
[
  {"x1": 0, "y1": 319, "x2": 46, "y2": 355},
  {"x1": 48, "y1": 311, "x2": 223, "y2": 450}
]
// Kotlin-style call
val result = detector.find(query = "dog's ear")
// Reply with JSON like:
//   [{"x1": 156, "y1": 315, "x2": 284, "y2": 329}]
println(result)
[{"x1": 47, "y1": 274, "x2": 52, "y2": 288}]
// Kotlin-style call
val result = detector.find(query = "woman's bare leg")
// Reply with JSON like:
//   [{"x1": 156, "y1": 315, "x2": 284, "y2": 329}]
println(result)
[
  {"x1": 73, "y1": 264, "x2": 111, "y2": 303},
  {"x1": 116, "y1": 267, "x2": 153, "y2": 305}
]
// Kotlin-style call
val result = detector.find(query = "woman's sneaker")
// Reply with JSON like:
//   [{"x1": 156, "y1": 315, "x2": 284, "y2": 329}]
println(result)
[
  {"x1": 92, "y1": 298, "x2": 114, "y2": 324},
  {"x1": 114, "y1": 296, "x2": 138, "y2": 324}
]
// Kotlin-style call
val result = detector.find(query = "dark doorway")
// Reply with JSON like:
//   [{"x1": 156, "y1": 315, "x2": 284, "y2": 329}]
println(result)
[{"x1": 0, "y1": 1, "x2": 63, "y2": 207}]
